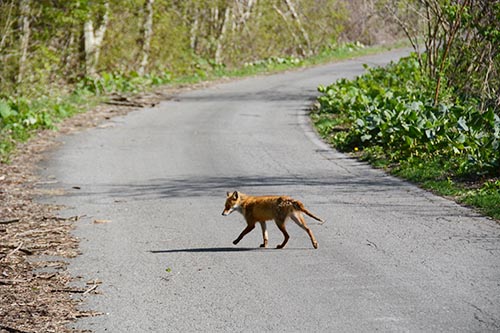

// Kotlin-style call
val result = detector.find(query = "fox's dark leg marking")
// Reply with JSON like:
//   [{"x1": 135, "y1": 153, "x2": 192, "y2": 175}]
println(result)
[
  {"x1": 233, "y1": 223, "x2": 255, "y2": 245},
  {"x1": 275, "y1": 219, "x2": 289, "y2": 249}
]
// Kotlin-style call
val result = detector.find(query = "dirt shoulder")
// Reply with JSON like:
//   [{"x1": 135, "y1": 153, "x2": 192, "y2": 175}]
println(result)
[{"x1": 0, "y1": 88, "x2": 179, "y2": 332}]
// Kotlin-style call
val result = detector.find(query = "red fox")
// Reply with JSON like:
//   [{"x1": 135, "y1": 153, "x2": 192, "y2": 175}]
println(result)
[{"x1": 222, "y1": 191, "x2": 324, "y2": 249}]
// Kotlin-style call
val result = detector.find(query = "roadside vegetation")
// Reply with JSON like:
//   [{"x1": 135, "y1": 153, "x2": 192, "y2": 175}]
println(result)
[
  {"x1": 312, "y1": 1, "x2": 500, "y2": 220},
  {"x1": 0, "y1": 41, "x2": 401, "y2": 162},
  {"x1": 0, "y1": 0, "x2": 403, "y2": 162}
]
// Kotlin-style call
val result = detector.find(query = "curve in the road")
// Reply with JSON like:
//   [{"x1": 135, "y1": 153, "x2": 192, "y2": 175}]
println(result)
[{"x1": 41, "y1": 49, "x2": 500, "y2": 332}]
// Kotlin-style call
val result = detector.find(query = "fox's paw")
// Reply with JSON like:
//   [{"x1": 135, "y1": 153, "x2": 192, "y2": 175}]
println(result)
[
  {"x1": 313, "y1": 242, "x2": 318, "y2": 249},
  {"x1": 276, "y1": 244, "x2": 285, "y2": 249},
  {"x1": 259, "y1": 243, "x2": 267, "y2": 248},
  {"x1": 232, "y1": 239, "x2": 239, "y2": 245}
]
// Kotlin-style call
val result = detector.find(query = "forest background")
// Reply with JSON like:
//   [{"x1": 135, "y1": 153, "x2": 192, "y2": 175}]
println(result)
[
  {"x1": 0, "y1": 0, "x2": 498, "y2": 215},
  {"x1": 0, "y1": 0, "x2": 412, "y2": 160},
  {"x1": 0, "y1": 0, "x2": 403, "y2": 98}
]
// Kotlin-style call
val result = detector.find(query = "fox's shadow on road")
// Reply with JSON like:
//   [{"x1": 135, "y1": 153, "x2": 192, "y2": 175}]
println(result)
[
  {"x1": 149, "y1": 247, "x2": 312, "y2": 254},
  {"x1": 149, "y1": 247, "x2": 259, "y2": 254}
]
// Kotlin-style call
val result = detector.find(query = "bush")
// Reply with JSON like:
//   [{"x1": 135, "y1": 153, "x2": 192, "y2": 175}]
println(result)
[
  {"x1": 0, "y1": 94, "x2": 90, "y2": 160},
  {"x1": 314, "y1": 54, "x2": 500, "y2": 177}
]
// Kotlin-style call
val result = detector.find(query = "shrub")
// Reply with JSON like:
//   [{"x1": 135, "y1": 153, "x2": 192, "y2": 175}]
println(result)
[{"x1": 314, "y1": 54, "x2": 500, "y2": 177}]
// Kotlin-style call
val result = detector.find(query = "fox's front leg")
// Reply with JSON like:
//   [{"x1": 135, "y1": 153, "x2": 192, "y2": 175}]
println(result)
[
  {"x1": 259, "y1": 221, "x2": 268, "y2": 248},
  {"x1": 233, "y1": 223, "x2": 255, "y2": 245}
]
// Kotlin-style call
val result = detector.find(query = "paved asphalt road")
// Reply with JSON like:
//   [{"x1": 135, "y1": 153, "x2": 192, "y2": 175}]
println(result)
[{"x1": 41, "y1": 49, "x2": 500, "y2": 332}]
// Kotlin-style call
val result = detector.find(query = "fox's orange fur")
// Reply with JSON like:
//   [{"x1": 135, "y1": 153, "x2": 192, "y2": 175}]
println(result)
[{"x1": 222, "y1": 191, "x2": 324, "y2": 249}]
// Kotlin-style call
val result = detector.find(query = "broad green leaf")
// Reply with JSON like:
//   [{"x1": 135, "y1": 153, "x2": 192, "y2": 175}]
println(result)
[{"x1": 0, "y1": 100, "x2": 16, "y2": 119}]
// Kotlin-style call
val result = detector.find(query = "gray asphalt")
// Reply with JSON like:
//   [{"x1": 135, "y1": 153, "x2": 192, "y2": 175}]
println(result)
[{"x1": 40, "y1": 49, "x2": 500, "y2": 332}]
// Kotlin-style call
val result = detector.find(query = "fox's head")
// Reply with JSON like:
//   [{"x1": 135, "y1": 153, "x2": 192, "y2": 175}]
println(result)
[{"x1": 222, "y1": 191, "x2": 241, "y2": 216}]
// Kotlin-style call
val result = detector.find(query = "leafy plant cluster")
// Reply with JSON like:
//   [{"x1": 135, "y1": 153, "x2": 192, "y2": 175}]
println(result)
[
  {"x1": 313, "y1": 54, "x2": 500, "y2": 218},
  {"x1": 315, "y1": 54, "x2": 499, "y2": 176},
  {"x1": 0, "y1": 94, "x2": 92, "y2": 158},
  {"x1": 78, "y1": 70, "x2": 172, "y2": 95},
  {"x1": 244, "y1": 55, "x2": 304, "y2": 69}
]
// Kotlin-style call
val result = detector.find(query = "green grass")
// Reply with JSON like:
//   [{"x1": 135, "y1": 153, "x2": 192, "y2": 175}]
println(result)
[
  {"x1": 332, "y1": 134, "x2": 500, "y2": 222},
  {"x1": 360, "y1": 135, "x2": 500, "y2": 221},
  {"x1": 462, "y1": 188, "x2": 500, "y2": 218},
  {"x1": 192, "y1": 41, "x2": 410, "y2": 82},
  {"x1": 355, "y1": 147, "x2": 500, "y2": 220}
]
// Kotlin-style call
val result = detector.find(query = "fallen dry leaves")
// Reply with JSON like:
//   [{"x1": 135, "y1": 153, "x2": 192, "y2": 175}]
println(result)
[{"x1": 0, "y1": 138, "x2": 85, "y2": 332}]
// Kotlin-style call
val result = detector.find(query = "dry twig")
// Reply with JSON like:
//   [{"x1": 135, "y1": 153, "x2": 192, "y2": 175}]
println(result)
[
  {"x1": 1, "y1": 242, "x2": 23, "y2": 261},
  {"x1": 0, "y1": 218, "x2": 20, "y2": 225}
]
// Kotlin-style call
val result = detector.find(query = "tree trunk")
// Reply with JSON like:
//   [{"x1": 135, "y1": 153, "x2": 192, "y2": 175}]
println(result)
[
  {"x1": 243, "y1": 0, "x2": 255, "y2": 23},
  {"x1": 17, "y1": 0, "x2": 31, "y2": 84},
  {"x1": 139, "y1": 0, "x2": 154, "y2": 76},
  {"x1": 0, "y1": 1, "x2": 15, "y2": 53},
  {"x1": 273, "y1": 4, "x2": 306, "y2": 56},
  {"x1": 233, "y1": 0, "x2": 255, "y2": 31},
  {"x1": 190, "y1": 13, "x2": 199, "y2": 50},
  {"x1": 84, "y1": 1, "x2": 110, "y2": 77},
  {"x1": 215, "y1": 5, "x2": 231, "y2": 65},
  {"x1": 284, "y1": 0, "x2": 311, "y2": 56}
]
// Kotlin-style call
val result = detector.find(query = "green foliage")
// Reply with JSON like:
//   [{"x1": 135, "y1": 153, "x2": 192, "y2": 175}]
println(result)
[
  {"x1": 0, "y1": 0, "x2": 90, "y2": 97},
  {"x1": 314, "y1": 54, "x2": 499, "y2": 177},
  {"x1": 446, "y1": 1, "x2": 500, "y2": 113},
  {"x1": 0, "y1": 0, "x2": 350, "y2": 98},
  {"x1": 404, "y1": 0, "x2": 500, "y2": 113},
  {"x1": 78, "y1": 70, "x2": 172, "y2": 95},
  {"x1": 313, "y1": 54, "x2": 500, "y2": 219},
  {"x1": 244, "y1": 55, "x2": 304, "y2": 69},
  {"x1": 0, "y1": 94, "x2": 94, "y2": 160},
  {"x1": 461, "y1": 179, "x2": 500, "y2": 219}
]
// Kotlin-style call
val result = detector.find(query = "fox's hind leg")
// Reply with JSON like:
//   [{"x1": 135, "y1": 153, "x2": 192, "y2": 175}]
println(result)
[
  {"x1": 291, "y1": 213, "x2": 318, "y2": 249},
  {"x1": 275, "y1": 219, "x2": 290, "y2": 249},
  {"x1": 259, "y1": 221, "x2": 268, "y2": 248}
]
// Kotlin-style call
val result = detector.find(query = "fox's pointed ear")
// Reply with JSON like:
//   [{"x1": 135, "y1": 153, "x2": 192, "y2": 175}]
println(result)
[
  {"x1": 226, "y1": 191, "x2": 231, "y2": 197},
  {"x1": 232, "y1": 191, "x2": 238, "y2": 199}
]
